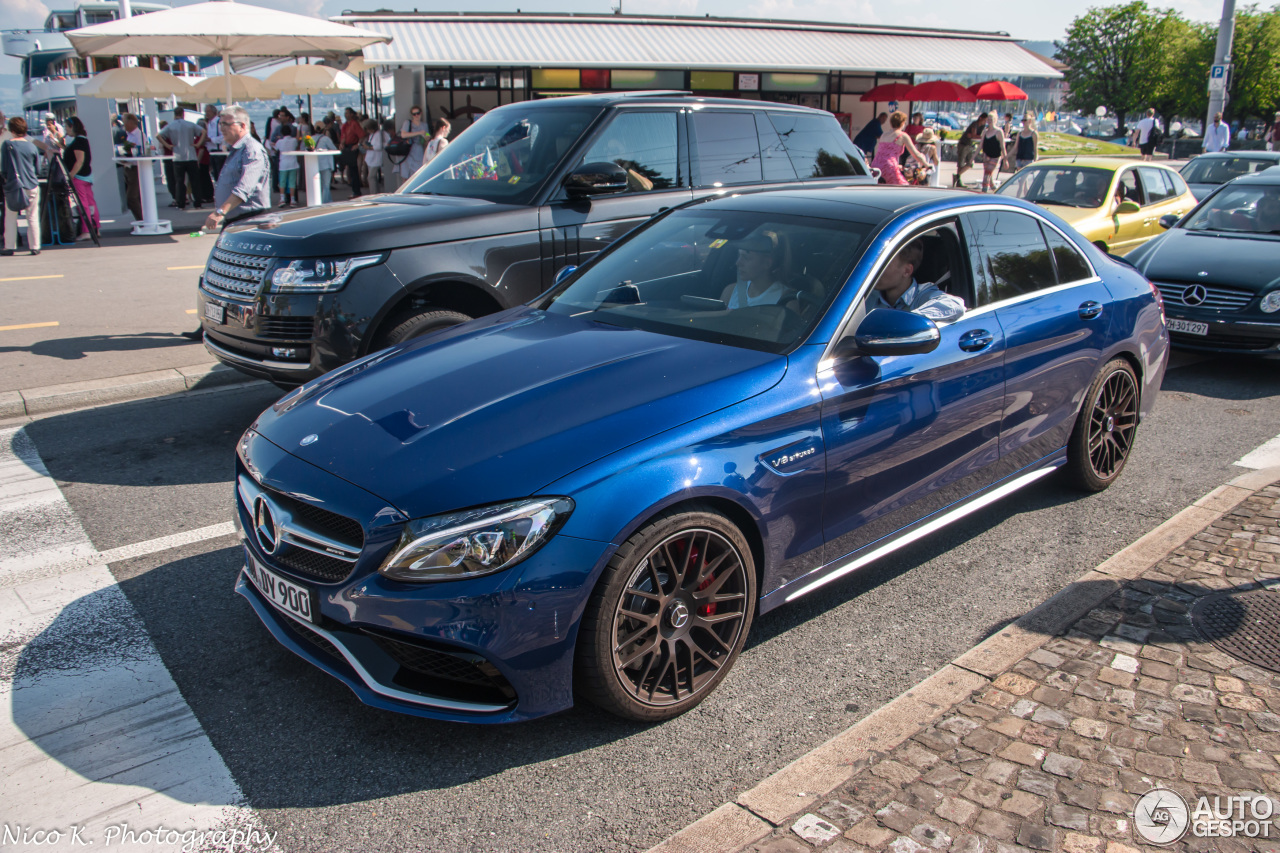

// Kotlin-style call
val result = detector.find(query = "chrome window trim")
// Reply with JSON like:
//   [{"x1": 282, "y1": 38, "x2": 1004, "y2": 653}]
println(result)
[{"x1": 818, "y1": 204, "x2": 1101, "y2": 365}]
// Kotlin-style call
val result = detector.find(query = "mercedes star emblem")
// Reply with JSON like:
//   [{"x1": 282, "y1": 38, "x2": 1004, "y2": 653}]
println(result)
[
  {"x1": 300, "y1": 434, "x2": 319, "y2": 447},
  {"x1": 254, "y1": 496, "x2": 280, "y2": 554},
  {"x1": 1197, "y1": 271, "x2": 1209, "y2": 277},
  {"x1": 1181, "y1": 284, "x2": 1208, "y2": 306},
  {"x1": 668, "y1": 601, "x2": 690, "y2": 629}
]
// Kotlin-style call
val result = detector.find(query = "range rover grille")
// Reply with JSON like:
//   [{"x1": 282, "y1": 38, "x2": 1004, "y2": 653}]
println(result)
[
  {"x1": 203, "y1": 248, "x2": 271, "y2": 298},
  {"x1": 257, "y1": 316, "x2": 314, "y2": 339}
]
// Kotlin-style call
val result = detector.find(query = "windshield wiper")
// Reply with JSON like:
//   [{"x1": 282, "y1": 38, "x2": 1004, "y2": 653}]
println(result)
[{"x1": 1027, "y1": 196, "x2": 1084, "y2": 208}]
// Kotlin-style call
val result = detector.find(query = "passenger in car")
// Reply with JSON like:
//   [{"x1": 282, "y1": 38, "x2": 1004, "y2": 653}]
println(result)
[
  {"x1": 719, "y1": 231, "x2": 797, "y2": 308},
  {"x1": 1255, "y1": 193, "x2": 1280, "y2": 232},
  {"x1": 865, "y1": 239, "x2": 966, "y2": 323}
]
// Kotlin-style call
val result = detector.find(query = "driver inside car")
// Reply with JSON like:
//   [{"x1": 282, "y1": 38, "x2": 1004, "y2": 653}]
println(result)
[{"x1": 865, "y1": 238, "x2": 966, "y2": 323}]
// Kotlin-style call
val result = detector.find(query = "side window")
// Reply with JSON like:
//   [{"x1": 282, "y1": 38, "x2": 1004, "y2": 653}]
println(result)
[
  {"x1": 1117, "y1": 169, "x2": 1143, "y2": 205},
  {"x1": 691, "y1": 111, "x2": 763, "y2": 186},
  {"x1": 1166, "y1": 169, "x2": 1191, "y2": 197},
  {"x1": 755, "y1": 113, "x2": 798, "y2": 181},
  {"x1": 967, "y1": 211, "x2": 1057, "y2": 306},
  {"x1": 1139, "y1": 167, "x2": 1173, "y2": 202},
  {"x1": 577, "y1": 111, "x2": 681, "y2": 193},
  {"x1": 767, "y1": 113, "x2": 867, "y2": 179},
  {"x1": 1041, "y1": 224, "x2": 1093, "y2": 284}
]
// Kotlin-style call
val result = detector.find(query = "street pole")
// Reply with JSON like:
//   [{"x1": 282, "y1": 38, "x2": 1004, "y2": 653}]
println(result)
[{"x1": 1206, "y1": 0, "x2": 1236, "y2": 132}]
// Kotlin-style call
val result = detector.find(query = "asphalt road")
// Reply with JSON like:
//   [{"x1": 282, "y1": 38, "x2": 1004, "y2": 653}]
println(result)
[{"x1": 13, "y1": 350, "x2": 1280, "y2": 853}]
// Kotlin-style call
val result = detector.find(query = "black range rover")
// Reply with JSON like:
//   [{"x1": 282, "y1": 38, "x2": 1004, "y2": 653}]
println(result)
[{"x1": 197, "y1": 92, "x2": 873, "y2": 384}]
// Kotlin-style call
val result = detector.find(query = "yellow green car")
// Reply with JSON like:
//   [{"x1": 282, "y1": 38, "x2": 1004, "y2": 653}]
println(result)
[{"x1": 996, "y1": 157, "x2": 1198, "y2": 254}]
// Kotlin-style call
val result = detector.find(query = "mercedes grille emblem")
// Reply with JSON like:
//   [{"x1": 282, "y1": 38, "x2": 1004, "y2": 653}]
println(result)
[
  {"x1": 668, "y1": 601, "x2": 690, "y2": 629},
  {"x1": 254, "y1": 496, "x2": 280, "y2": 554},
  {"x1": 1181, "y1": 284, "x2": 1208, "y2": 307},
  {"x1": 300, "y1": 434, "x2": 319, "y2": 447}
]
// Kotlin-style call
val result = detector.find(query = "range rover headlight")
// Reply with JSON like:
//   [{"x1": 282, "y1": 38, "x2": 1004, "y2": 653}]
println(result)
[
  {"x1": 269, "y1": 254, "x2": 384, "y2": 292},
  {"x1": 379, "y1": 498, "x2": 575, "y2": 583},
  {"x1": 1261, "y1": 290, "x2": 1280, "y2": 313}
]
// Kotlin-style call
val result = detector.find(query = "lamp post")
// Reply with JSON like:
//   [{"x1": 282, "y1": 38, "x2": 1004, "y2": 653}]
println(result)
[{"x1": 1206, "y1": 0, "x2": 1236, "y2": 134}]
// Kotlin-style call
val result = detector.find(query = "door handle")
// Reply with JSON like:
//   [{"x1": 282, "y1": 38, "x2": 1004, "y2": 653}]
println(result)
[
  {"x1": 958, "y1": 329, "x2": 994, "y2": 352},
  {"x1": 1079, "y1": 301, "x2": 1103, "y2": 320}
]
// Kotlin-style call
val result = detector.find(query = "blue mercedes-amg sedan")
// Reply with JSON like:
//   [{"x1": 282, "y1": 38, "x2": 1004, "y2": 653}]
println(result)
[{"x1": 233, "y1": 186, "x2": 1169, "y2": 723}]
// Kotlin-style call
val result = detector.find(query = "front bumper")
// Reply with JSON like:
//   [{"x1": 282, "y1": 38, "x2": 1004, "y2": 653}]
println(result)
[
  {"x1": 234, "y1": 430, "x2": 612, "y2": 722},
  {"x1": 196, "y1": 263, "x2": 406, "y2": 385},
  {"x1": 1163, "y1": 308, "x2": 1280, "y2": 354}
]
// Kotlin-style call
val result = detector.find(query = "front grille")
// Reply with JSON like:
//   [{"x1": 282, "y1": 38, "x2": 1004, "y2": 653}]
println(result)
[
  {"x1": 366, "y1": 630, "x2": 517, "y2": 706},
  {"x1": 1155, "y1": 281, "x2": 1255, "y2": 311},
  {"x1": 257, "y1": 316, "x2": 314, "y2": 339},
  {"x1": 203, "y1": 247, "x2": 271, "y2": 298},
  {"x1": 273, "y1": 547, "x2": 353, "y2": 582},
  {"x1": 263, "y1": 487, "x2": 364, "y2": 550}
]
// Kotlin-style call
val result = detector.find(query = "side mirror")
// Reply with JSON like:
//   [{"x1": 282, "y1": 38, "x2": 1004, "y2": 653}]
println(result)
[
  {"x1": 553, "y1": 265, "x2": 578, "y2": 286},
  {"x1": 564, "y1": 162, "x2": 628, "y2": 198},
  {"x1": 845, "y1": 308, "x2": 941, "y2": 357},
  {"x1": 1158, "y1": 214, "x2": 1178, "y2": 230},
  {"x1": 1117, "y1": 200, "x2": 1142, "y2": 214}
]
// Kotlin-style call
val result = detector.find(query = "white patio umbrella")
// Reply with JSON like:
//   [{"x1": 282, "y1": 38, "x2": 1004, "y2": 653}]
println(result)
[
  {"x1": 262, "y1": 64, "x2": 360, "y2": 97},
  {"x1": 78, "y1": 65, "x2": 194, "y2": 99},
  {"x1": 66, "y1": 0, "x2": 391, "y2": 105},
  {"x1": 189, "y1": 74, "x2": 270, "y2": 102}
]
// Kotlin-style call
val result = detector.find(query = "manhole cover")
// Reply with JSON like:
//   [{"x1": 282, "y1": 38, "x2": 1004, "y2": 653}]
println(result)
[{"x1": 1190, "y1": 589, "x2": 1280, "y2": 673}]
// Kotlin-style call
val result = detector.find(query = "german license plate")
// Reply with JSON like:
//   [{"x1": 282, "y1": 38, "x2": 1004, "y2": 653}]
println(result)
[
  {"x1": 204, "y1": 299, "x2": 225, "y2": 324},
  {"x1": 1167, "y1": 318, "x2": 1208, "y2": 336},
  {"x1": 246, "y1": 556, "x2": 316, "y2": 623}
]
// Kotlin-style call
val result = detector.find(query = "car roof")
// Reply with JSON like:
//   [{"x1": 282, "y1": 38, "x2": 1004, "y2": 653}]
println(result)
[
  {"x1": 490, "y1": 91, "x2": 826, "y2": 114},
  {"x1": 686, "y1": 184, "x2": 1023, "y2": 222},
  {"x1": 1030, "y1": 157, "x2": 1174, "y2": 171}
]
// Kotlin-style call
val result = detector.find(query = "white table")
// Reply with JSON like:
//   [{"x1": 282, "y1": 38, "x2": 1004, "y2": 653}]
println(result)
[
  {"x1": 114, "y1": 155, "x2": 175, "y2": 235},
  {"x1": 291, "y1": 150, "x2": 340, "y2": 208}
]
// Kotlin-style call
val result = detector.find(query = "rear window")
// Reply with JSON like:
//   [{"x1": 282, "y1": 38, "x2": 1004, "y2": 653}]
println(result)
[{"x1": 766, "y1": 113, "x2": 867, "y2": 178}]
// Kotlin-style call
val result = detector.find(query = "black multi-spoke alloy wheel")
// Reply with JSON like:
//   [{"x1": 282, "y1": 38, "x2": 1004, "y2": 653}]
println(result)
[
  {"x1": 577, "y1": 508, "x2": 756, "y2": 721},
  {"x1": 1066, "y1": 358, "x2": 1140, "y2": 492}
]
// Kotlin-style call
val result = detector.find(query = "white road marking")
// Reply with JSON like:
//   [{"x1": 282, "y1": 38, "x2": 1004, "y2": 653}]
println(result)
[
  {"x1": 1236, "y1": 432, "x2": 1280, "y2": 470},
  {"x1": 0, "y1": 428, "x2": 274, "y2": 852}
]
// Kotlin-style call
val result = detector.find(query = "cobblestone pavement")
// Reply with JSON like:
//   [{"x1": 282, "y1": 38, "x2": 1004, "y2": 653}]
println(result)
[{"x1": 746, "y1": 484, "x2": 1280, "y2": 853}]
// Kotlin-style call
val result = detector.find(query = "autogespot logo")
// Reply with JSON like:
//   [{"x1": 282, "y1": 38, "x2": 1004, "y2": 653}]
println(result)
[{"x1": 1134, "y1": 788, "x2": 1190, "y2": 845}]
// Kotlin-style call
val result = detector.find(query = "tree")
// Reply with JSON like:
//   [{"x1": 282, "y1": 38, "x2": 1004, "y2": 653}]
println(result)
[
  {"x1": 1143, "y1": 14, "x2": 1214, "y2": 130},
  {"x1": 1056, "y1": 1, "x2": 1163, "y2": 134},
  {"x1": 1224, "y1": 5, "x2": 1280, "y2": 122}
]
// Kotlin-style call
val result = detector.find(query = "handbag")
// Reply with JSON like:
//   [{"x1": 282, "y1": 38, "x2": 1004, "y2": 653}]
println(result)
[
  {"x1": 2, "y1": 140, "x2": 30, "y2": 212},
  {"x1": 385, "y1": 139, "x2": 412, "y2": 158}
]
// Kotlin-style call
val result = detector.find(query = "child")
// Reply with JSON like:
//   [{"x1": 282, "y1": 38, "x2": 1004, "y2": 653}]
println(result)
[{"x1": 275, "y1": 125, "x2": 300, "y2": 207}]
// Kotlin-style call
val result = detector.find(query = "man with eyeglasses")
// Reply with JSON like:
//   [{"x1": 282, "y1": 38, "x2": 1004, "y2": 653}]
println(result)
[{"x1": 204, "y1": 105, "x2": 271, "y2": 234}]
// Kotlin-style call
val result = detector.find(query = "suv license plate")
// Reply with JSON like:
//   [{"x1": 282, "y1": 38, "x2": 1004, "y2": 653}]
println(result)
[
  {"x1": 204, "y1": 300, "x2": 225, "y2": 324},
  {"x1": 246, "y1": 557, "x2": 316, "y2": 623},
  {"x1": 1168, "y1": 318, "x2": 1208, "y2": 336}
]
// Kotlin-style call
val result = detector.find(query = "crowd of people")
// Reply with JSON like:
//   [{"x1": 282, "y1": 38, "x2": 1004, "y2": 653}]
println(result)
[
  {"x1": 855, "y1": 109, "x2": 1040, "y2": 191},
  {"x1": 1, "y1": 110, "x2": 103, "y2": 254}
]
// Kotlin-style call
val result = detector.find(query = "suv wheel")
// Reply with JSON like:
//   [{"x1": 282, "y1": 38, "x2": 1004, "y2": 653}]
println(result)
[{"x1": 377, "y1": 309, "x2": 472, "y2": 349}]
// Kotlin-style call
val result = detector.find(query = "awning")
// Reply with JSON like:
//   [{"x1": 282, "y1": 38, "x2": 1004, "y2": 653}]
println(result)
[{"x1": 339, "y1": 14, "x2": 1061, "y2": 79}]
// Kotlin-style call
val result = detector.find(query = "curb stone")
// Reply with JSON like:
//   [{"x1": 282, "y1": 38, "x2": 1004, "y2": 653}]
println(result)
[
  {"x1": 647, "y1": 465, "x2": 1280, "y2": 853},
  {"x1": 0, "y1": 361, "x2": 266, "y2": 420}
]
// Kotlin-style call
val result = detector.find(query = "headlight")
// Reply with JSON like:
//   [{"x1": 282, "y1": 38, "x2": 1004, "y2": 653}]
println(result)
[
  {"x1": 269, "y1": 254, "x2": 384, "y2": 292},
  {"x1": 380, "y1": 498, "x2": 574, "y2": 583},
  {"x1": 1261, "y1": 291, "x2": 1280, "y2": 314}
]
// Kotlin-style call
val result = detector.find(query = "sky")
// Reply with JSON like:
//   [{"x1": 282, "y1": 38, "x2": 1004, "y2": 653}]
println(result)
[{"x1": 0, "y1": 0, "x2": 1233, "y2": 115}]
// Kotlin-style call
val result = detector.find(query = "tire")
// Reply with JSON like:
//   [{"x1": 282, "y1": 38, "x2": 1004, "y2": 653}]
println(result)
[
  {"x1": 376, "y1": 308, "x2": 471, "y2": 350},
  {"x1": 576, "y1": 507, "x2": 757, "y2": 722},
  {"x1": 1065, "y1": 358, "x2": 1140, "y2": 492}
]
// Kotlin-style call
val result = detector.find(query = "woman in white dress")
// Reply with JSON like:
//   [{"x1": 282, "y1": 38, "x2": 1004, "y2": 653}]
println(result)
[
  {"x1": 398, "y1": 106, "x2": 428, "y2": 179},
  {"x1": 424, "y1": 118, "x2": 451, "y2": 166}
]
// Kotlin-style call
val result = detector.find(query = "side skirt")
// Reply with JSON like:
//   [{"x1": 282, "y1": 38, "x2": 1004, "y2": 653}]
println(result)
[{"x1": 759, "y1": 453, "x2": 1066, "y2": 613}]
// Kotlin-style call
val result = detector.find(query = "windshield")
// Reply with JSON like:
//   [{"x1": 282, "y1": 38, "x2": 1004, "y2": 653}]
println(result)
[
  {"x1": 1181, "y1": 156, "x2": 1278, "y2": 185},
  {"x1": 399, "y1": 106, "x2": 601, "y2": 204},
  {"x1": 1182, "y1": 184, "x2": 1280, "y2": 235},
  {"x1": 540, "y1": 209, "x2": 871, "y2": 354},
  {"x1": 996, "y1": 166, "x2": 1114, "y2": 209}
]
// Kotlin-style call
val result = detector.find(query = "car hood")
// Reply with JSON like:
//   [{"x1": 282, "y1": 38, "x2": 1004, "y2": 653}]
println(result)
[
  {"x1": 1186, "y1": 182, "x2": 1218, "y2": 201},
  {"x1": 251, "y1": 309, "x2": 787, "y2": 518},
  {"x1": 1042, "y1": 204, "x2": 1103, "y2": 228},
  {"x1": 1129, "y1": 228, "x2": 1280, "y2": 291},
  {"x1": 220, "y1": 193, "x2": 536, "y2": 256}
]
